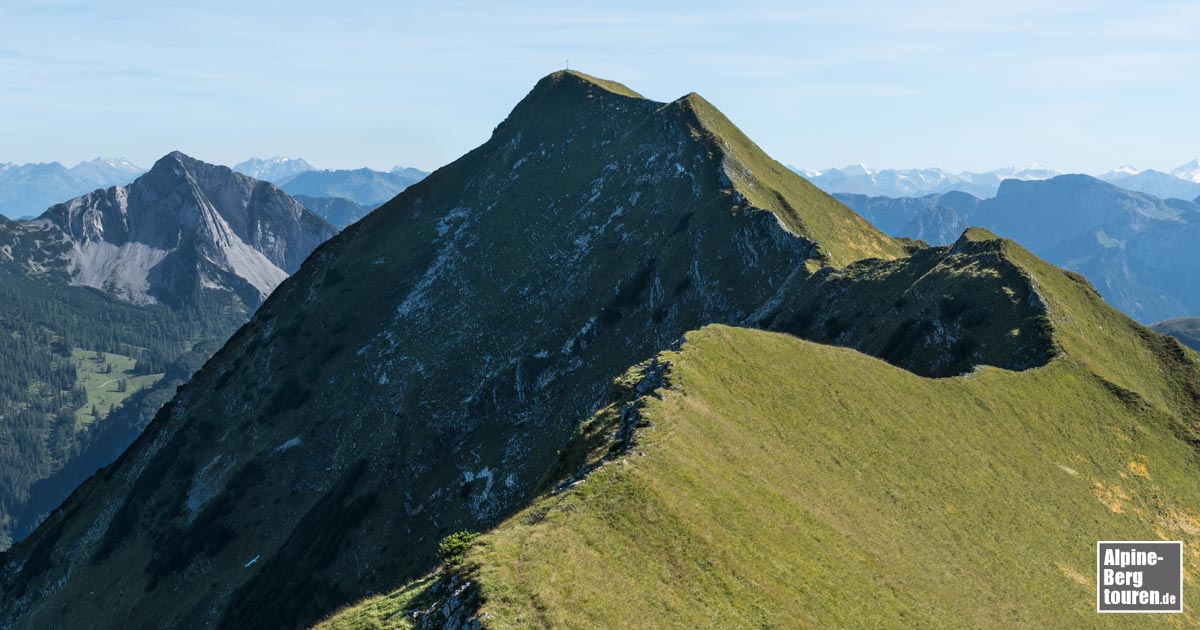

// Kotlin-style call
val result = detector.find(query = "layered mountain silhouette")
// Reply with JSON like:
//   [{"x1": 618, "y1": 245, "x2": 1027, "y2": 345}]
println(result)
[
  {"x1": 1151, "y1": 317, "x2": 1200, "y2": 351},
  {"x1": 837, "y1": 175, "x2": 1200, "y2": 322},
  {"x1": 280, "y1": 166, "x2": 428, "y2": 206},
  {"x1": 1099, "y1": 168, "x2": 1200, "y2": 199},
  {"x1": 0, "y1": 158, "x2": 145, "y2": 218},
  {"x1": 0, "y1": 154, "x2": 334, "y2": 549},
  {"x1": 232, "y1": 157, "x2": 315, "y2": 184},
  {"x1": 4, "y1": 73, "x2": 1200, "y2": 630},
  {"x1": 0, "y1": 70, "x2": 903, "y2": 629},
  {"x1": 793, "y1": 164, "x2": 1062, "y2": 198},
  {"x1": 292, "y1": 195, "x2": 374, "y2": 229},
  {"x1": 798, "y1": 161, "x2": 1200, "y2": 201}
]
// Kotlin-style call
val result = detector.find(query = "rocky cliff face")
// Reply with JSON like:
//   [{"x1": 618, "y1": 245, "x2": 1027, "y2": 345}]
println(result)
[
  {"x1": 0, "y1": 155, "x2": 337, "y2": 557},
  {"x1": 35, "y1": 152, "x2": 336, "y2": 308}
]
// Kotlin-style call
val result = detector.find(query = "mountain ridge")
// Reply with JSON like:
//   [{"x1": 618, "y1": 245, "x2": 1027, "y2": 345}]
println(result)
[
  {"x1": 0, "y1": 70, "x2": 907, "y2": 629},
  {"x1": 279, "y1": 167, "x2": 428, "y2": 206},
  {"x1": 835, "y1": 175, "x2": 1200, "y2": 322},
  {"x1": 797, "y1": 160, "x2": 1200, "y2": 200},
  {"x1": 1150, "y1": 317, "x2": 1200, "y2": 351},
  {"x1": 6, "y1": 72, "x2": 1195, "y2": 630},
  {"x1": 0, "y1": 154, "x2": 336, "y2": 550},
  {"x1": 34, "y1": 151, "x2": 336, "y2": 308},
  {"x1": 0, "y1": 158, "x2": 145, "y2": 218},
  {"x1": 233, "y1": 157, "x2": 315, "y2": 184},
  {"x1": 320, "y1": 228, "x2": 1200, "y2": 629}
]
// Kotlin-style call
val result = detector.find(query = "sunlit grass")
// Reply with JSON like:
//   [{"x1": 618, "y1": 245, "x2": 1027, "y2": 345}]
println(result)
[{"x1": 69, "y1": 348, "x2": 162, "y2": 428}]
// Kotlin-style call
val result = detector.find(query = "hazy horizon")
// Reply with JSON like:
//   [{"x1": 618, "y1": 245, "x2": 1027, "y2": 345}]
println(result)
[
  {"x1": 2, "y1": 1, "x2": 1198, "y2": 173},
  {"x1": 3, "y1": 153, "x2": 1199, "y2": 179}
]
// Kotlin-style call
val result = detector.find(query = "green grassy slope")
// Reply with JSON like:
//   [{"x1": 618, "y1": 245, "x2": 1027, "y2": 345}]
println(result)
[
  {"x1": 323, "y1": 323, "x2": 1200, "y2": 629},
  {"x1": 680, "y1": 93, "x2": 904, "y2": 267},
  {"x1": 68, "y1": 348, "x2": 163, "y2": 428},
  {"x1": 320, "y1": 233, "x2": 1200, "y2": 630},
  {"x1": 0, "y1": 71, "x2": 910, "y2": 630},
  {"x1": 0, "y1": 217, "x2": 246, "y2": 548}
]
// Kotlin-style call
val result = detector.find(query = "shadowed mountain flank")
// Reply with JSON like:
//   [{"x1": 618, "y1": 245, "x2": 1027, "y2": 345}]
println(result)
[{"x1": 0, "y1": 73, "x2": 1118, "y2": 630}]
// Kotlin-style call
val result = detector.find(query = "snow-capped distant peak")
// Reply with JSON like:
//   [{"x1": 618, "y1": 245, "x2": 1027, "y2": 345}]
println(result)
[
  {"x1": 990, "y1": 164, "x2": 1062, "y2": 180},
  {"x1": 78, "y1": 157, "x2": 142, "y2": 171},
  {"x1": 788, "y1": 165, "x2": 823, "y2": 178},
  {"x1": 1169, "y1": 159, "x2": 1200, "y2": 183},
  {"x1": 840, "y1": 163, "x2": 873, "y2": 176},
  {"x1": 1102, "y1": 164, "x2": 1142, "y2": 178},
  {"x1": 233, "y1": 157, "x2": 315, "y2": 184}
]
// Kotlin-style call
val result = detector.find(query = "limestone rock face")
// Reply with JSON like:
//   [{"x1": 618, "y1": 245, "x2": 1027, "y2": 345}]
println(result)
[{"x1": 36, "y1": 151, "x2": 336, "y2": 308}]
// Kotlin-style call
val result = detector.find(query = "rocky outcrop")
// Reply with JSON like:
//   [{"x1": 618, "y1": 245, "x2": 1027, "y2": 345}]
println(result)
[{"x1": 35, "y1": 152, "x2": 336, "y2": 307}]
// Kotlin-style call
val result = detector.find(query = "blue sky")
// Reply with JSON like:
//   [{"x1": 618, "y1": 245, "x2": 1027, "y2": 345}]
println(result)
[{"x1": 0, "y1": 0, "x2": 1197, "y2": 173}]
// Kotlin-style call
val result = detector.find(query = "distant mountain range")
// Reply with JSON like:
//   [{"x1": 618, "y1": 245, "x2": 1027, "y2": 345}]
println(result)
[
  {"x1": 1149, "y1": 317, "x2": 1200, "y2": 351},
  {"x1": 792, "y1": 164, "x2": 1063, "y2": 198},
  {"x1": 230, "y1": 157, "x2": 428, "y2": 207},
  {"x1": 0, "y1": 158, "x2": 145, "y2": 218},
  {"x1": 232, "y1": 156, "x2": 316, "y2": 184},
  {"x1": 0, "y1": 152, "x2": 335, "y2": 548},
  {"x1": 292, "y1": 195, "x2": 375, "y2": 229},
  {"x1": 1171, "y1": 158, "x2": 1200, "y2": 182},
  {"x1": 1096, "y1": 164, "x2": 1200, "y2": 199},
  {"x1": 0, "y1": 155, "x2": 428, "y2": 222},
  {"x1": 8, "y1": 70, "x2": 1200, "y2": 630},
  {"x1": 835, "y1": 174, "x2": 1200, "y2": 322},
  {"x1": 795, "y1": 160, "x2": 1200, "y2": 199},
  {"x1": 279, "y1": 166, "x2": 428, "y2": 206}
]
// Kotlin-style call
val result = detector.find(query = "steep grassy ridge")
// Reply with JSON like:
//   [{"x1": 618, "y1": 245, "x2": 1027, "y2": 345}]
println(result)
[
  {"x1": 683, "y1": 96, "x2": 901, "y2": 267},
  {"x1": 0, "y1": 71, "x2": 903, "y2": 629},
  {"x1": 457, "y1": 326, "x2": 1200, "y2": 629},
  {"x1": 319, "y1": 232, "x2": 1200, "y2": 629}
]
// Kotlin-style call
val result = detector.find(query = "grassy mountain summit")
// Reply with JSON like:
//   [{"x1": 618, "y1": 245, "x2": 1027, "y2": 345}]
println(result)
[
  {"x1": 321, "y1": 231, "x2": 1200, "y2": 630},
  {"x1": 503, "y1": 72, "x2": 903, "y2": 268},
  {"x1": 4, "y1": 72, "x2": 1189, "y2": 630},
  {"x1": 0, "y1": 70, "x2": 906, "y2": 629}
]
